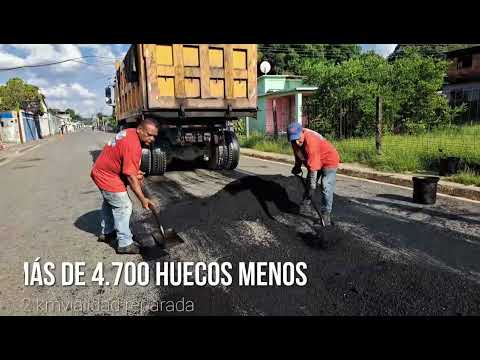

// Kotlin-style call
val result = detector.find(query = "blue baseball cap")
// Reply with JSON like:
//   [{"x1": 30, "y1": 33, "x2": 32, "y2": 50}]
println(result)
[{"x1": 287, "y1": 122, "x2": 303, "y2": 142}]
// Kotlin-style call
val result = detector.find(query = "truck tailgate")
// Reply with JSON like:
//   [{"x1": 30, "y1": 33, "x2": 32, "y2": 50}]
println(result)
[{"x1": 142, "y1": 44, "x2": 257, "y2": 112}]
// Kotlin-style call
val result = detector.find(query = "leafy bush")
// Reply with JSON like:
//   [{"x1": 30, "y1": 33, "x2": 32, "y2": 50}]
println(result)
[{"x1": 299, "y1": 48, "x2": 466, "y2": 138}]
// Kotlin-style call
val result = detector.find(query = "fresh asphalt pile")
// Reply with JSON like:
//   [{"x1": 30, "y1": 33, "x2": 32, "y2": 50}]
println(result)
[{"x1": 131, "y1": 163, "x2": 480, "y2": 316}]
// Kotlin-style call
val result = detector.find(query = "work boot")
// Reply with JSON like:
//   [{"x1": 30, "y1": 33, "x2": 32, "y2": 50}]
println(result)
[
  {"x1": 98, "y1": 231, "x2": 117, "y2": 243},
  {"x1": 116, "y1": 242, "x2": 141, "y2": 255}
]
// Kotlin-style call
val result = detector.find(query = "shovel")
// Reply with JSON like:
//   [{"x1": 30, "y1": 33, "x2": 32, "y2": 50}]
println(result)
[
  {"x1": 140, "y1": 181, "x2": 184, "y2": 247},
  {"x1": 294, "y1": 171, "x2": 335, "y2": 248},
  {"x1": 148, "y1": 204, "x2": 184, "y2": 247}
]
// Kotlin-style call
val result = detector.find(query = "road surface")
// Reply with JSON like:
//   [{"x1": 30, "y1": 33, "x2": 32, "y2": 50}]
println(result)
[{"x1": 1, "y1": 131, "x2": 479, "y2": 315}]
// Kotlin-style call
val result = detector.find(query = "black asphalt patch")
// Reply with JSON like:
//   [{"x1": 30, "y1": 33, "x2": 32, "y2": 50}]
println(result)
[{"x1": 131, "y1": 167, "x2": 480, "y2": 316}]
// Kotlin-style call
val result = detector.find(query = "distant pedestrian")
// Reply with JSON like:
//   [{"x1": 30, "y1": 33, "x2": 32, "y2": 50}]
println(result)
[{"x1": 287, "y1": 122, "x2": 340, "y2": 226}]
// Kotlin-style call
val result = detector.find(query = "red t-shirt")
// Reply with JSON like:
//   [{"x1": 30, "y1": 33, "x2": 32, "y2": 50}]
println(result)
[
  {"x1": 292, "y1": 128, "x2": 340, "y2": 171},
  {"x1": 91, "y1": 128, "x2": 141, "y2": 192}
]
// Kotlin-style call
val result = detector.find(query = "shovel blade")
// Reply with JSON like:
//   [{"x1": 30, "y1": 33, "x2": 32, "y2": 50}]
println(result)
[
  {"x1": 152, "y1": 228, "x2": 185, "y2": 248},
  {"x1": 165, "y1": 228, "x2": 185, "y2": 243}
]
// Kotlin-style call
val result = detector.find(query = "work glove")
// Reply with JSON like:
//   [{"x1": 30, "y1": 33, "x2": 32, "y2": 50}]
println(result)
[{"x1": 291, "y1": 165, "x2": 302, "y2": 175}]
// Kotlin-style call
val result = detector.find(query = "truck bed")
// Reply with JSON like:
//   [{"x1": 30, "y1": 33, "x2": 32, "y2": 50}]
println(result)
[{"x1": 115, "y1": 44, "x2": 257, "y2": 122}]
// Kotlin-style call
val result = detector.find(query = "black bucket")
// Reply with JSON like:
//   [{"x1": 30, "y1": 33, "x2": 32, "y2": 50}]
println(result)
[
  {"x1": 439, "y1": 157, "x2": 460, "y2": 176},
  {"x1": 412, "y1": 176, "x2": 440, "y2": 205}
]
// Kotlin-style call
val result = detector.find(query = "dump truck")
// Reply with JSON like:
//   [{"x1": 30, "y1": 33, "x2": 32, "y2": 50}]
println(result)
[{"x1": 105, "y1": 44, "x2": 257, "y2": 175}]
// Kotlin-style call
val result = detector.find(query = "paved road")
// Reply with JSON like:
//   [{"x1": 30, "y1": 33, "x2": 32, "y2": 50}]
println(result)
[
  {"x1": 0, "y1": 131, "x2": 156, "y2": 315},
  {"x1": 1, "y1": 131, "x2": 479, "y2": 315},
  {"x1": 137, "y1": 139, "x2": 480, "y2": 315}
]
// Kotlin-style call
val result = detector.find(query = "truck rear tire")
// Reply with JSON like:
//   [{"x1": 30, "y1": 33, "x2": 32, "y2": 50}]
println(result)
[
  {"x1": 140, "y1": 147, "x2": 152, "y2": 175},
  {"x1": 225, "y1": 131, "x2": 240, "y2": 170},
  {"x1": 151, "y1": 146, "x2": 167, "y2": 175},
  {"x1": 208, "y1": 142, "x2": 228, "y2": 170}
]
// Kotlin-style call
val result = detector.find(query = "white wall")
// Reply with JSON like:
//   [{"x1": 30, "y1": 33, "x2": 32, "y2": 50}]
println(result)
[
  {"x1": 38, "y1": 114, "x2": 50, "y2": 137},
  {"x1": 0, "y1": 112, "x2": 21, "y2": 143}
]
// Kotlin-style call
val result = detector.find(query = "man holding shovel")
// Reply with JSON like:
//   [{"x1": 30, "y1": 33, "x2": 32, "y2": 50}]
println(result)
[
  {"x1": 287, "y1": 122, "x2": 340, "y2": 226},
  {"x1": 91, "y1": 118, "x2": 158, "y2": 254}
]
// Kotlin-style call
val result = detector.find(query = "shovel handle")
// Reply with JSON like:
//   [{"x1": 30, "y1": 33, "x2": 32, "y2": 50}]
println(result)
[
  {"x1": 139, "y1": 178, "x2": 168, "y2": 243},
  {"x1": 295, "y1": 172, "x2": 326, "y2": 228}
]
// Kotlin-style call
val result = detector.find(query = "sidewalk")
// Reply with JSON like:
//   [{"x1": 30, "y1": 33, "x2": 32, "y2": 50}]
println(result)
[
  {"x1": 241, "y1": 147, "x2": 480, "y2": 201},
  {"x1": 0, "y1": 135, "x2": 60, "y2": 167}
]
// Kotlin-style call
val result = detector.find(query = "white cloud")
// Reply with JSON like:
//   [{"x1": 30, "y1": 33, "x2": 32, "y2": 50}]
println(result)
[
  {"x1": 3, "y1": 44, "x2": 83, "y2": 72},
  {"x1": 45, "y1": 99, "x2": 69, "y2": 109},
  {"x1": 82, "y1": 99, "x2": 96, "y2": 107},
  {"x1": 363, "y1": 44, "x2": 397, "y2": 58},
  {"x1": 77, "y1": 44, "x2": 119, "y2": 73},
  {"x1": 78, "y1": 44, "x2": 116, "y2": 60},
  {"x1": 26, "y1": 75, "x2": 49, "y2": 88},
  {"x1": 41, "y1": 83, "x2": 96, "y2": 99},
  {"x1": 71, "y1": 83, "x2": 96, "y2": 98},
  {"x1": 0, "y1": 44, "x2": 122, "y2": 117},
  {"x1": 45, "y1": 97, "x2": 105, "y2": 118},
  {"x1": 0, "y1": 51, "x2": 25, "y2": 68}
]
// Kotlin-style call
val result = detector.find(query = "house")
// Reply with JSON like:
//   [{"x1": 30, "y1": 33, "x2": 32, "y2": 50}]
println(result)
[
  {"x1": 443, "y1": 46, "x2": 480, "y2": 122},
  {"x1": 0, "y1": 111, "x2": 22, "y2": 143},
  {"x1": 247, "y1": 75, "x2": 318, "y2": 135},
  {"x1": 52, "y1": 110, "x2": 75, "y2": 133},
  {"x1": 0, "y1": 95, "x2": 64, "y2": 143},
  {"x1": 0, "y1": 110, "x2": 39, "y2": 144},
  {"x1": 36, "y1": 95, "x2": 51, "y2": 138}
]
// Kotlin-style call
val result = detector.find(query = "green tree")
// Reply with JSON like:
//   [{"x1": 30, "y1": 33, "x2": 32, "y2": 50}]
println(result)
[
  {"x1": 233, "y1": 118, "x2": 247, "y2": 136},
  {"x1": 65, "y1": 108, "x2": 83, "y2": 122},
  {"x1": 65, "y1": 108, "x2": 76, "y2": 119},
  {"x1": 388, "y1": 44, "x2": 480, "y2": 61},
  {"x1": 0, "y1": 78, "x2": 42, "y2": 112},
  {"x1": 106, "y1": 116, "x2": 117, "y2": 128},
  {"x1": 258, "y1": 44, "x2": 361, "y2": 75},
  {"x1": 299, "y1": 48, "x2": 464, "y2": 138}
]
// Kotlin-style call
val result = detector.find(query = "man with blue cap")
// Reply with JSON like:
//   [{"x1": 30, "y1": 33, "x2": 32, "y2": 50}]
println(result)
[{"x1": 287, "y1": 122, "x2": 340, "y2": 226}]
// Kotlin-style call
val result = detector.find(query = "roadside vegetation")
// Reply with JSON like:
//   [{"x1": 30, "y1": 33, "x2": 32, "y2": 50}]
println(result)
[{"x1": 239, "y1": 124, "x2": 480, "y2": 186}]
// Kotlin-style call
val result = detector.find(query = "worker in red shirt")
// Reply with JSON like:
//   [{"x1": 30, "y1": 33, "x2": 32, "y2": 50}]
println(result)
[
  {"x1": 287, "y1": 122, "x2": 340, "y2": 226},
  {"x1": 91, "y1": 118, "x2": 158, "y2": 254}
]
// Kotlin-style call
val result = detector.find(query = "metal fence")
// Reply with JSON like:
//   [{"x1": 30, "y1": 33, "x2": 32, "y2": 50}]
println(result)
[
  {"x1": 253, "y1": 102, "x2": 480, "y2": 174},
  {"x1": 446, "y1": 88, "x2": 480, "y2": 125}
]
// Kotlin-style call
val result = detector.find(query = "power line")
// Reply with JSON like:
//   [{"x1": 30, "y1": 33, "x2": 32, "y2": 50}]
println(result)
[
  {"x1": 0, "y1": 56, "x2": 121, "y2": 71},
  {"x1": 70, "y1": 59, "x2": 117, "y2": 66},
  {"x1": 258, "y1": 44, "x2": 358, "y2": 50},
  {"x1": 258, "y1": 45, "x2": 359, "y2": 52},
  {"x1": 258, "y1": 47, "x2": 358, "y2": 56}
]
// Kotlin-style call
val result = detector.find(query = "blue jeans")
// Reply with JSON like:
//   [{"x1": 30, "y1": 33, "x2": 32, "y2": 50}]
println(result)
[
  {"x1": 320, "y1": 168, "x2": 337, "y2": 214},
  {"x1": 309, "y1": 168, "x2": 336, "y2": 214},
  {"x1": 100, "y1": 190, "x2": 133, "y2": 248}
]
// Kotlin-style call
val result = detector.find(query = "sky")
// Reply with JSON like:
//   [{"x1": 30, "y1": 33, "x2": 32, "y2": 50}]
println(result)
[{"x1": 0, "y1": 44, "x2": 396, "y2": 118}]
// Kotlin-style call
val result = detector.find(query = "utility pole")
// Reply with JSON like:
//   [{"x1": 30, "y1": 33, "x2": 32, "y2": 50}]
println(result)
[
  {"x1": 273, "y1": 99, "x2": 278, "y2": 140},
  {"x1": 376, "y1": 96, "x2": 383, "y2": 155}
]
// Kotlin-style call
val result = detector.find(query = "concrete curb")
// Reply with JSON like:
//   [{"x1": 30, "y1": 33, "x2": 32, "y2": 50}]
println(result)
[{"x1": 241, "y1": 148, "x2": 480, "y2": 202}]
